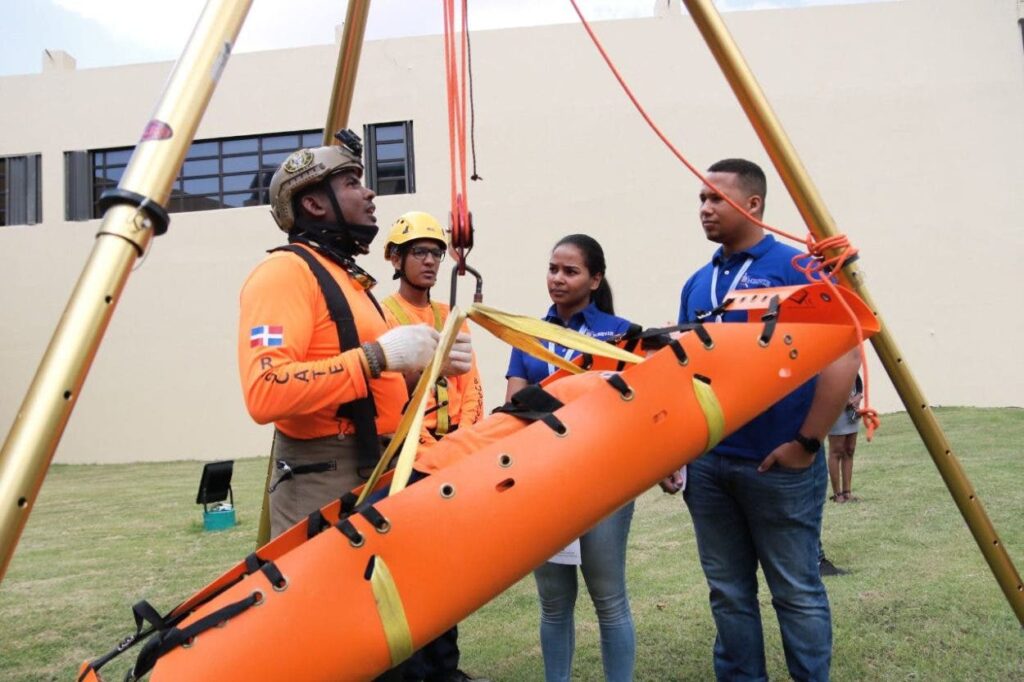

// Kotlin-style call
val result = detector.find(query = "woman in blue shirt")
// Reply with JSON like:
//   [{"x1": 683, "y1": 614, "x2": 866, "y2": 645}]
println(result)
[{"x1": 505, "y1": 234, "x2": 636, "y2": 682}]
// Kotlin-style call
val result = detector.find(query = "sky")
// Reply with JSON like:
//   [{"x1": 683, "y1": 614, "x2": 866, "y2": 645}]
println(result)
[{"x1": 0, "y1": 0, "x2": 889, "y2": 77}]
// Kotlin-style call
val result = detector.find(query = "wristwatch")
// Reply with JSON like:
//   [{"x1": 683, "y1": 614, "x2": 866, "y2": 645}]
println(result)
[{"x1": 793, "y1": 433, "x2": 822, "y2": 454}]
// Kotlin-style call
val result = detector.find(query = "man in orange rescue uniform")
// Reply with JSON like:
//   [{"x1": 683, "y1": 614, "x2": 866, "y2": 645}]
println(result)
[
  {"x1": 237, "y1": 130, "x2": 472, "y2": 540},
  {"x1": 380, "y1": 211, "x2": 486, "y2": 682}
]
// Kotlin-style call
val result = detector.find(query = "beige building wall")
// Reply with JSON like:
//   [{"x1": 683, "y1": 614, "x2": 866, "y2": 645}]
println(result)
[{"x1": 1, "y1": 0, "x2": 1022, "y2": 464}]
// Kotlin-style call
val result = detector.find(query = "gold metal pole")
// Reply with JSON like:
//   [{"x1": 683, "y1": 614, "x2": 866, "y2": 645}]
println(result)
[
  {"x1": 256, "y1": 0, "x2": 373, "y2": 547},
  {"x1": 0, "y1": 0, "x2": 254, "y2": 584},
  {"x1": 324, "y1": 0, "x2": 373, "y2": 141},
  {"x1": 681, "y1": 0, "x2": 1024, "y2": 624}
]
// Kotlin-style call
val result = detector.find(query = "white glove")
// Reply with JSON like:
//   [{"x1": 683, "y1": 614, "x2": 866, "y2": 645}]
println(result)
[
  {"x1": 441, "y1": 332, "x2": 473, "y2": 377},
  {"x1": 377, "y1": 325, "x2": 439, "y2": 373}
]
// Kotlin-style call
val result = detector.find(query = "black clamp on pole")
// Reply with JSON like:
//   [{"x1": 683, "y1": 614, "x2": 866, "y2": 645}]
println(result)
[{"x1": 97, "y1": 188, "x2": 171, "y2": 236}]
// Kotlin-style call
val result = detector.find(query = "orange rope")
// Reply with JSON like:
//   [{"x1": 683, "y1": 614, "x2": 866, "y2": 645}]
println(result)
[
  {"x1": 568, "y1": 0, "x2": 879, "y2": 438},
  {"x1": 443, "y1": 0, "x2": 473, "y2": 272}
]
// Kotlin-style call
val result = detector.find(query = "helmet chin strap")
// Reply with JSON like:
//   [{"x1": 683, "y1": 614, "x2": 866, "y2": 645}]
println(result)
[{"x1": 293, "y1": 179, "x2": 378, "y2": 260}]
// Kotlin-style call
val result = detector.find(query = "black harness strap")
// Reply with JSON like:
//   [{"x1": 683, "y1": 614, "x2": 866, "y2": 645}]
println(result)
[
  {"x1": 493, "y1": 384, "x2": 567, "y2": 435},
  {"x1": 676, "y1": 322, "x2": 714, "y2": 349},
  {"x1": 358, "y1": 504, "x2": 390, "y2": 533},
  {"x1": 604, "y1": 373, "x2": 634, "y2": 398},
  {"x1": 340, "y1": 491, "x2": 360, "y2": 515},
  {"x1": 271, "y1": 244, "x2": 382, "y2": 475},
  {"x1": 668, "y1": 338, "x2": 689, "y2": 365},
  {"x1": 241, "y1": 552, "x2": 284, "y2": 589},
  {"x1": 131, "y1": 591, "x2": 262, "y2": 679},
  {"x1": 614, "y1": 323, "x2": 644, "y2": 371},
  {"x1": 335, "y1": 518, "x2": 365, "y2": 546},
  {"x1": 759, "y1": 295, "x2": 781, "y2": 346},
  {"x1": 307, "y1": 509, "x2": 331, "y2": 539}
]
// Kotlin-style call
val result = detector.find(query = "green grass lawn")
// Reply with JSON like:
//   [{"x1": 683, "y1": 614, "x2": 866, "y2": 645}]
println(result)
[{"x1": 1, "y1": 407, "x2": 1022, "y2": 681}]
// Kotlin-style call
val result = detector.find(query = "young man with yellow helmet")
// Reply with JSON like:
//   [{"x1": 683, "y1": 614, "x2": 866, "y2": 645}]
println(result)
[
  {"x1": 381, "y1": 211, "x2": 484, "y2": 442},
  {"x1": 380, "y1": 210, "x2": 487, "y2": 682}
]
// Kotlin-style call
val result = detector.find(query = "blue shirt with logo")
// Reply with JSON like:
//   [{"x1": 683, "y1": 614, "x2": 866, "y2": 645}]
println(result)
[
  {"x1": 506, "y1": 302, "x2": 633, "y2": 385},
  {"x1": 678, "y1": 234, "x2": 816, "y2": 461}
]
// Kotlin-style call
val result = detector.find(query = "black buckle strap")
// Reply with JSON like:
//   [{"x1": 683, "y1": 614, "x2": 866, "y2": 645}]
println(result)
[
  {"x1": 358, "y1": 504, "x2": 391, "y2": 533},
  {"x1": 758, "y1": 295, "x2": 781, "y2": 346},
  {"x1": 340, "y1": 492, "x2": 359, "y2": 515},
  {"x1": 604, "y1": 374, "x2": 634, "y2": 399},
  {"x1": 335, "y1": 518, "x2": 365, "y2": 546},
  {"x1": 131, "y1": 591, "x2": 262, "y2": 679},
  {"x1": 493, "y1": 385, "x2": 567, "y2": 435},
  {"x1": 669, "y1": 338, "x2": 688, "y2": 365},
  {"x1": 677, "y1": 322, "x2": 714, "y2": 349},
  {"x1": 307, "y1": 509, "x2": 331, "y2": 539}
]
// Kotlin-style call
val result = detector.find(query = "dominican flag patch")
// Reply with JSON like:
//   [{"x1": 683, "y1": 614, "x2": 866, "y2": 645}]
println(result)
[{"x1": 250, "y1": 325, "x2": 284, "y2": 347}]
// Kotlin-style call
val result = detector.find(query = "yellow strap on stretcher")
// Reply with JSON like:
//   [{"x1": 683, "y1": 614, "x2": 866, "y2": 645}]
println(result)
[
  {"x1": 467, "y1": 303, "x2": 643, "y2": 373},
  {"x1": 368, "y1": 556, "x2": 414, "y2": 665},
  {"x1": 691, "y1": 376, "x2": 725, "y2": 451}
]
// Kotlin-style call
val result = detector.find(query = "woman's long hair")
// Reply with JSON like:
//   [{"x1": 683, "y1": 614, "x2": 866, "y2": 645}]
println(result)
[{"x1": 554, "y1": 234, "x2": 615, "y2": 315}]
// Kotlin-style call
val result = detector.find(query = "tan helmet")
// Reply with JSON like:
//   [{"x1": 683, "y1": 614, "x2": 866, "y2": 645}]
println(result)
[
  {"x1": 269, "y1": 143, "x2": 363, "y2": 232},
  {"x1": 384, "y1": 211, "x2": 448, "y2": 260}
]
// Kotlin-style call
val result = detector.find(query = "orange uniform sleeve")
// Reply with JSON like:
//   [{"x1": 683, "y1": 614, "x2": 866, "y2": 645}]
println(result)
[{"x1": 238, "y1": 253, "x2": 369, "y2": 425}]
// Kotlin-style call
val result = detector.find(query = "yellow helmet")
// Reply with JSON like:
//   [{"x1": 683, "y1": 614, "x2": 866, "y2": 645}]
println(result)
[
  {"x1": 269, "y1": 138, "x2": 363, "y2": 232},
  {"x1": 384, "y1": 211, "x2": 448, "y2": 260}
]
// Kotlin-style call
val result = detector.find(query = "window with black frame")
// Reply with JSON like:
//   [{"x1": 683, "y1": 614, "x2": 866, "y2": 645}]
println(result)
[
  {"x1": 1, "y1": 154, "x2": 42, "y2": 226},
  {"x1": 86, "y1": 129, "x2": 324, "y2": 218},
  {"x1": 364, "y1": 122, "x2": 415, "y2": 195}
]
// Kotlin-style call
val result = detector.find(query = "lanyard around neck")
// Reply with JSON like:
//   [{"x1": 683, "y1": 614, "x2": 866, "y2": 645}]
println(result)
[
  {"x1": 546, "y1": 322, "x2": 589, "y2": 377},
  {"x1": 710, "y1": 256, "x2": 754, "y2": 322}
]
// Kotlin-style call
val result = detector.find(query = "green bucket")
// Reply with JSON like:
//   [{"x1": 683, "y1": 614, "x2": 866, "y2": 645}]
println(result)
[{"x1": 203, "y1": 507, "x2": 236, "y2": 532}]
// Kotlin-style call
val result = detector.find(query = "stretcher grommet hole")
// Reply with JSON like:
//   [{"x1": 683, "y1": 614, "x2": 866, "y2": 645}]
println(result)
[
  {"x1": 252, "y1": 590, "x2": 265, "y2": 606},
  {"x1": 440, "y1": 483, "x2": 456, "y2": 499},
  {"x1": 63, "y1": 390, "x2": 72, "y2": 400},
  {"x1": 496, "y1": 478, "x2": 515, "y2": 492},
  {"x1": 555, "y1": 425, "x2": 569, "y2": 438},
  {"x1": 104, "y1": 295, "x2": 113, "y2": 304},
  {"x1": 784, "y1": 335, "x2": 793, "y2": 345},
  {"x1": 182, "y1": 636, "x2": 196, "y2": 648},
  {"x1": 619, "y1": 389, "x2": 635, "y2": 401},
  {"x1": 758, "y1": 339, "x2": 769, "y2": 348},
  {"x1": 374, "y1": 520, "x2": 391, "y2": 534},
  {"x1": 349, "y1": 533, "x2": 365, "y2": 548},
  {"x1": 820, "y1": 293, "x2": 832, "y2": 302},
  {"x1": 18, "y1": 497, "x2": 27, "y2": 508},
  {"x1": 789, "y1": 350, "x2": 798, "y2": 359},
  {"x1": 703, "y1": 341, "x2": 715, "y2": 350},
  {"x1": 273, "y1": 575, "x2": 289, "y2": 592},
  {"x1": 498, "y1": 453, "x2": 513, "y2": 468},
  {"x1": 216, "y1": 620, "x2": 228, "y2": 628}
]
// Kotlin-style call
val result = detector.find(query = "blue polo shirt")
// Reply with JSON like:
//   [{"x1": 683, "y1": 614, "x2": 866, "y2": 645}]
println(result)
[
  {"x1": 506, "y1": 302, "x2": 633, "y2": 385},
  {"x1": 678, "y1": 234, "x2": 816, "y2": 461}
]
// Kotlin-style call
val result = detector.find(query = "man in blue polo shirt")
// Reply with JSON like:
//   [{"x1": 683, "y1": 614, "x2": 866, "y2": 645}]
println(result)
[{"x1": 663, "y1": 158, "x2": 859, "y2": 681}]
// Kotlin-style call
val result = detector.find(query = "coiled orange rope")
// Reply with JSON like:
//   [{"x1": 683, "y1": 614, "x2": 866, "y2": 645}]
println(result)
[{"x1": 568, "y1": 0, "x2": 879, "y2": 437}]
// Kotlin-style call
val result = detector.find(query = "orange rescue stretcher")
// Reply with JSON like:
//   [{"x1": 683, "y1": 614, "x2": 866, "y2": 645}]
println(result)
[{"x1": 79, "y1": 283, "x2": 878, "y2": 682}]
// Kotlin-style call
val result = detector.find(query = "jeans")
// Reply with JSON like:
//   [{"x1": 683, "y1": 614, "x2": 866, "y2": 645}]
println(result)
[
  {"x1": 533, "y1": 501, "x2": 635, "y2": 682},
  {"x1": 684, "y1": 451, "x2": 831, "y2": 682}
]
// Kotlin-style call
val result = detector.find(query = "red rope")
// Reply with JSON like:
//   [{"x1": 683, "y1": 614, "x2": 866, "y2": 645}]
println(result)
[
  {"x1": 568, "y1": 0, "x2": 879, "y2": 438},
  {"x1": 443, "y1": 0, "x2": 473, "y2": 272}
]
